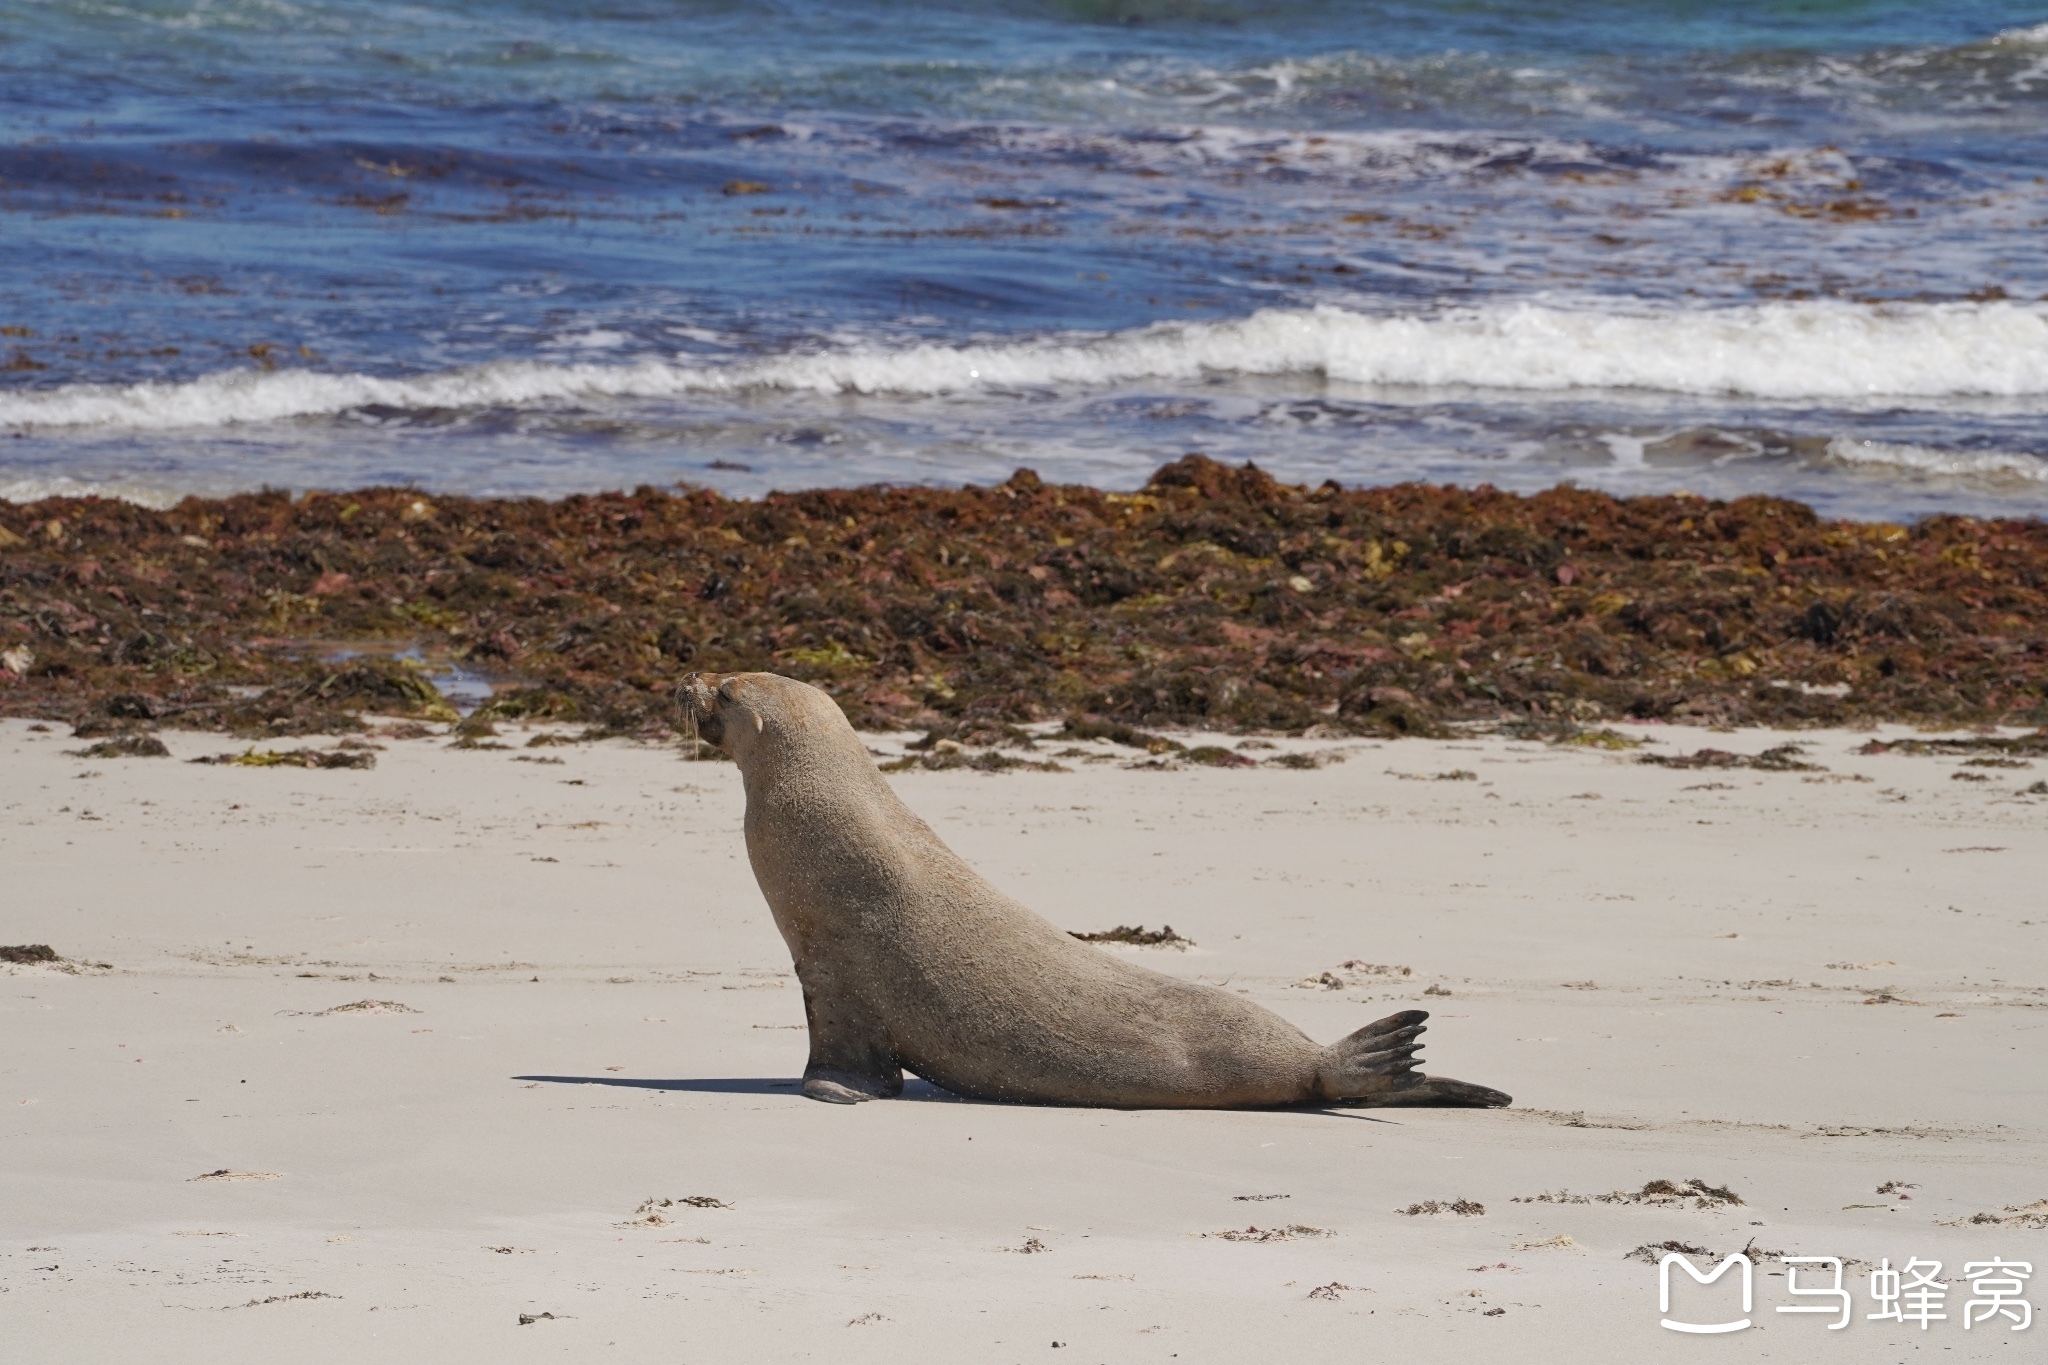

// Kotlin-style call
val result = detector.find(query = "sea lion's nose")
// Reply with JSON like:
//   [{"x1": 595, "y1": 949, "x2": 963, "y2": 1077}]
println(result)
[{"x1": 676, "y1": 673, "x2": 729, "y2": 746}]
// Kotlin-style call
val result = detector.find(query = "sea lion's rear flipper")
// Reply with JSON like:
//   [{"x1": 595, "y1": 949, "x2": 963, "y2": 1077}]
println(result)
[
  {"x1": 1350, "y1": 1075, "x2": 1513, "y2": 1108},
  {"x1": 798, "y1": 984, "x2": 903, "y2": 1105},
  {"x1": 1314, "y1": 1010, "x2": 1512, "y2": 1109}
]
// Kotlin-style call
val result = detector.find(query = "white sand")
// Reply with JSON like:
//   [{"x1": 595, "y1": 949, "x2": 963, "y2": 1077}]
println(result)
[{"x1": 3, "y1": 716, "x2": 2044, "y2": 1361}]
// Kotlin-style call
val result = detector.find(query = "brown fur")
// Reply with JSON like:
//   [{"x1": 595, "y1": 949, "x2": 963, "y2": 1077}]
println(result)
[{"x1": 680, "y1": 672, "x2": 1510, "y2": 1109}]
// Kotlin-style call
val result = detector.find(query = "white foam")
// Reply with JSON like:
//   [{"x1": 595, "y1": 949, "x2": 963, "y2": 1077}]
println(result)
[
  {"x1": 1989, "y1": 20, "x2": 2048, "y2": 46},
  {"x1": 1824, "y1": 437, "x2": 2048, "y2": 484},
  {"x1": 4, "y1": 300, "x2": 2046, "y2": 433},
  {"x1": 0, "y1": 476, "x2": 189, "y2": 508},
  {"x1": 969, "y1": 120, "x2": 1615, "y2": 183}
]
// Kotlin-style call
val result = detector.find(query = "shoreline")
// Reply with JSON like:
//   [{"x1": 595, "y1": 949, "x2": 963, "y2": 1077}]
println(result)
[{"x1": 2, "y1": 456, "x2": 2044, "y2": 743}]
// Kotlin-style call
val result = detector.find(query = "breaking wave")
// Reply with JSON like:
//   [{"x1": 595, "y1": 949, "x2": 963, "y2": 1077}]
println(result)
[
  {"x1": 1825, "y1": 437, "x2": 2048, "y2": 485},
  {"x1": 5, "y1": 301, "x2": 2047, "y2": 432}
]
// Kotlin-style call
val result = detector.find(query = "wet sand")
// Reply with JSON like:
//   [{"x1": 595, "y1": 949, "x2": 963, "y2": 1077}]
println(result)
[{"x1": 2, "y1": 717, "x2": 2043, "y2": 1361}]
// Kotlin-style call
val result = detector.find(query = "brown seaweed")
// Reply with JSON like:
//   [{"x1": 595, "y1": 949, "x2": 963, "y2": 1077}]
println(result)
[
  {"x1": 1, "y1": 457, "x2": 2044, "y2": 738},
  {"x1": 1638, "y1": 744, "x2": 1824, "y2": 771},
  {"x1": 1068, "y1": 924, "x2": 1191, "y2": 947}
]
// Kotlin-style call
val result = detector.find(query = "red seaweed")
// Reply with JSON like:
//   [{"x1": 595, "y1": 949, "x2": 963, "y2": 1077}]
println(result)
[{"x1": 1, "y1": 457, "x2": 2043, "y2": 737}]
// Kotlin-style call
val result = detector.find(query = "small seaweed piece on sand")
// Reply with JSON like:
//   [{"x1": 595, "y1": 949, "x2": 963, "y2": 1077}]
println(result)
[
  {"x1": 1060, "y1": 718, "x2": 1183, "y2": 753},
  {"x1": 66, "y1": 734, "x2": 169, "y2": 758},
  {"x1": 1204, "y1": 1225, "x2": 1333, "y2": 1242},
  {"x1": 1293, "y1": 971, "x2": 1348, "y2": 991},
  {"x1": 879, "y1": 749, "x2": 1065, "y2": 773},
  {"x1": 1069, "y1": 925, "x2": 1192, "y2": 948},
  {"x1": 1515, "y1": 1178, "x2": 1742, "y2": 1209},
  {"x1": 1183, "y1": 745, "x2": 1256, "y2": 767},
  {"x1": 1858, "y1": 730, "x2": 2048, "y2": 758},
  {"x1": 910, "y1": 721, "x2": 1040, "y2": 750},
  {"x1": 1940, "y1": 1199, "x2": 2048, "y2": 1229},
  {"x1": 1, "y1": 944, "x2": 59, "y2": 964},
  {"x1": 448, "y1": 716, "x2": 511, "y2": 750},
  {"x1": 1639, "y1": 744, "x2": 1822, "y2": 772},
  {"x1": 193, "y1": 747, "x2": 375, "y2": 769},
  {"x1": 1498, "y1": 719, "x2": 1643, "y2": 749},
  {"x1": 620, "y1": 1196, "x2": 731, "y2": 1227},
  {"x1": 1625, "y1": 1240, "x2": 1712, "y2": 1263},
  {"x1": 1399, "y1": 1200, "x2": 1486, "y2": 1216},
  {"x1": 1265, "y1": 749, "x2": 1349, "y2": 770}
]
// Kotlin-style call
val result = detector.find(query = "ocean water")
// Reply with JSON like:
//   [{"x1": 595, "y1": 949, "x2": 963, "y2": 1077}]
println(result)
[{"x1": 4, "y1": 0, "x2": 2048, "y2": 519}]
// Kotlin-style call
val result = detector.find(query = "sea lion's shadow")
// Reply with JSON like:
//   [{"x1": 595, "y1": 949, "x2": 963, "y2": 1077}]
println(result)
[
  {"x1": 513, "y1": 1074, "x2": 982, "y2": 1103},
  {"x1": 513, "y1": 1075, "x2": 1404, "y2": 1119}
]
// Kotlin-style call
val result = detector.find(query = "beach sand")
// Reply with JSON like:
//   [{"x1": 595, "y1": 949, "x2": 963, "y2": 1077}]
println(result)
[{"x1": 2, "y1": 716, "x2": 2043, "y2": 1361}]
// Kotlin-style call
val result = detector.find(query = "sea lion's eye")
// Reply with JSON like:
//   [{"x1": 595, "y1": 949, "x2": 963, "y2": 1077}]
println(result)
[{"x1": 716, "y1": 682, "x2": 735, "y2": 703}]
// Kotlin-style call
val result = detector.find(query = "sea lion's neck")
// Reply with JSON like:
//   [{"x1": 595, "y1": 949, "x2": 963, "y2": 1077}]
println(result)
[{"x1": 737, "y1": 724, "x2": 954, "y2": 949}]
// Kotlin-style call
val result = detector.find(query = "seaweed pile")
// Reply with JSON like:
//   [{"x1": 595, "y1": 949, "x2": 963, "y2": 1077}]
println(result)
[{"x1": 1, "y1": 456, "x2": 2044, "y2": 738}]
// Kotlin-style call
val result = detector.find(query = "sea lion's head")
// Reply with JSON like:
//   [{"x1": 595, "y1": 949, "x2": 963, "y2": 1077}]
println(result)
[{"x1": 678, "y1": 671, "x2": 838, "y2": 766}]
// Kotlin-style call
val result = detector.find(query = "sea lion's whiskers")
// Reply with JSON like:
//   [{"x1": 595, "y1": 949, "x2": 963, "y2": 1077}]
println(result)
[{"x1": 678, "y1": 681, "x2": 701, "y2": 761}]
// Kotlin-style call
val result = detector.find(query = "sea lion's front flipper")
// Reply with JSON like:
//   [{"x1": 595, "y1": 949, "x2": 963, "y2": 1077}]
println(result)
[
  {"x1": 798, "y1": 981, "x2": 902, "y2": 1105},
  {"x1": 1312, "y1": 1010, "x2": 1512, "y2": 1108},
  {"x1": 802, "y1": 1067, "x2": 902, "y2": 1104}
]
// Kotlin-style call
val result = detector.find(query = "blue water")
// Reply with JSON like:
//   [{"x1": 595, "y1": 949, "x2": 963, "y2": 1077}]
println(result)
[{"x1": 4, "y1": 0, "x2": 2048, "y2": 517}]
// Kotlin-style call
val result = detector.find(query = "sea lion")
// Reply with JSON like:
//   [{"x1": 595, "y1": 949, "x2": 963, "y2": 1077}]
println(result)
[{"x1": 679, "y1": 671, "x2": 1511, "y2": 1110}]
